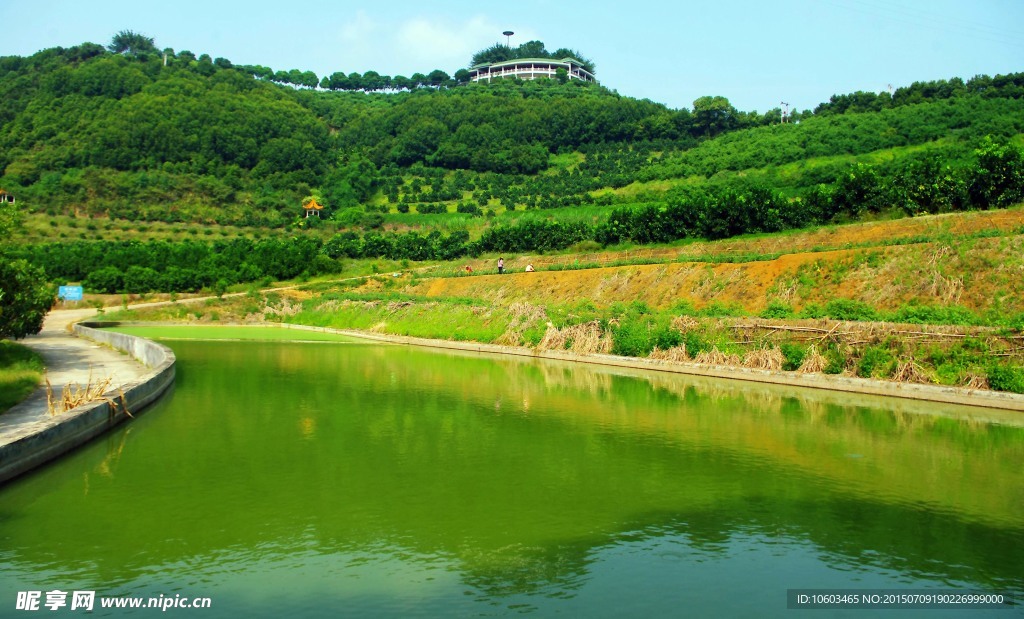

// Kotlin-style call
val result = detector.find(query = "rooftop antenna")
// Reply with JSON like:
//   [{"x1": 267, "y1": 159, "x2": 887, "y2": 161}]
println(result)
[
  {"x1": 780, "y1": 101, "x2": 790, "y2": 123},
  {"x1": 503, "y1": 30, "x2": 514, "y2": 47}
]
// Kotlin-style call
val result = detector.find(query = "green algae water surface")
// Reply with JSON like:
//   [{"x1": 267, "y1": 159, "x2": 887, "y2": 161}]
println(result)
[{"x1": 1, "y1": 331, "x2": 1022, "y2": 617}]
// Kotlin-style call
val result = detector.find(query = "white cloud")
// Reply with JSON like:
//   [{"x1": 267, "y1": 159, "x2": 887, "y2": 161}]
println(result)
[
  {"x1": 328, "y1": 12, "x2": 541, "y2": 75},
  {"x1": 395, "y1": 15, "x2": 508, "y2": 69},
  {"x1": 340, "y1": 9, "x2": 376, "y2": 45}
]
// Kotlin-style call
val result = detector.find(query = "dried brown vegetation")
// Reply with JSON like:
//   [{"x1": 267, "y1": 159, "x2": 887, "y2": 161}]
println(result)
[
  {"x1": 45, "y1": 371, "x2": 130, "y2": 417},
  {"x1": 537, "y1": 320, "x2": 612, "y2": 354}
]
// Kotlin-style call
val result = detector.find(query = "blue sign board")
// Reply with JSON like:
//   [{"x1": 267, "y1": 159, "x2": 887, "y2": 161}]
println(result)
[{"x1": 58, "y1": 285, "x2": 84, "y2": 301}]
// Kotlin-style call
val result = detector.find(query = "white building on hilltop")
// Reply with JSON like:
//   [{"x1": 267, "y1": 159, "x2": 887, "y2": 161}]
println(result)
[{"x1": 468, "y1": 57, "x2": 596, "y2": 83}]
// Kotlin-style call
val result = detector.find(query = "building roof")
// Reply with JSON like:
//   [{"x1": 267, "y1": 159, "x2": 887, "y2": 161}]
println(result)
[
  {"x1": 303, "y1": 198, "x2": 323, "y2": 210},
  {"x1": 470, "y1": 57, "x2": 589, "y2": 71}
]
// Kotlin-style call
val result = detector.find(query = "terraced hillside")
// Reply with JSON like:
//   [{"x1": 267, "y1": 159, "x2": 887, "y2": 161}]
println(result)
[
  {"x1": 107, "y1": 207, "x2": 1024, "y2": 394},
  {"x1": 405, "y1": 207, "x2": 1024, "y2": 319}
]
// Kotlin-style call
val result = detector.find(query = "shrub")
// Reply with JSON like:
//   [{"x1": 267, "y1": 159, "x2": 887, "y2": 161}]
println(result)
[
  {"x1": 780, "y1": 343, "x2": 806, "y2": 371},
  {"x1": 987, "y1": 364, "x2": 1024, "y2": 393},
  {"x1": 891, "y1": 303, "x2": 976, "y2": 325},
  {"x1": 611, "y1": 318, "x2": 650, "y2": 357},
  {"x1": 651, "y1": 322, "x2": 682, "y2": 351},
  {"x1": 824, "y1": 346, "x2": 846, "y2": 374},
  {"x1": 123, "y1": 265, "x2": 160, "y2": 293},
  {"x1": 760, "y1": 300, "x2": 794, "y2": 319},
  {"x1": 628, "y1": 300, "x2": 652, "y2": 315},
  {"x1": 416, "y1": 203, "x2": 447, "y2": 214},
  {"x1": 672, "y1": 300, "x2": 698, "y2": 316},
  {"x1": 683, "y1": 331, "x2": 710, "y2": 356},
  {"x1": 610, "y1": 315, "x2": 679, "y2": 357},
  {"x1": 824, "y1": 298, "x2": 877, "y2": 321},
  {"x1": 698, "y1": 301, "x2": 744, "y2": 317},
  {"x1": 84, "y1": 265, "x2": 124, "y2": 294},
  {"x1": 361, "y1": 213, "x2": 385, "y2": 229},
  {"x1": 456, "y1": 202, "x2": 482, "y2": 216},
  {"x1": 857, "y1": 345, "x2": 895, "y2": 378}
]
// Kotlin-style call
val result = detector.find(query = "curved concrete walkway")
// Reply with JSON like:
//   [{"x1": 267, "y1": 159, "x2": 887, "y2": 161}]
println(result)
[{"x1": 0, "y1": 308, "x2": 149, "y2": 454}]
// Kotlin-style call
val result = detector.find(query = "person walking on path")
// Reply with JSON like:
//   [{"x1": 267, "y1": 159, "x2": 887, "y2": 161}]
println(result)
[{"x1": 497, "y1": 257, "x2": 504, "y2": 274}]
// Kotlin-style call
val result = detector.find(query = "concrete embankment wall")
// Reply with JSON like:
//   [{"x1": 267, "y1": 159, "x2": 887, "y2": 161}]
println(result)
[
  {"x1": 110, "y1": 321, "x2": 1024, "y2": 413},
  {"x1": 321, "y1": 329, "x2": 1024, "y2": 414},
  {"x1": 0, "y1": 322, "x2": 175, "y2": 484}
]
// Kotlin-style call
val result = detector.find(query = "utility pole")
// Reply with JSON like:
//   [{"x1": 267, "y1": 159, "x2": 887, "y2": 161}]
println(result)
[{"x1": 780, "y1": 101, "x2": 790, "y2": 123}]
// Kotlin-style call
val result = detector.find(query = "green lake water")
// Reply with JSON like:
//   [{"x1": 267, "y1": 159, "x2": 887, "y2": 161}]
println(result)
[{"x1": 1, "y1": 331, "x2": 1022, "y2": 617}]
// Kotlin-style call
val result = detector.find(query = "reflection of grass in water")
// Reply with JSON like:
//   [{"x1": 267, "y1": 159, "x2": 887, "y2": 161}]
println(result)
[
  {"x1": 450, "y1": 348, "x2": 1024, "y2": 528},
  {"x1": 458, "y1": 543, "x2": 586, "y2": 599},
  {"x1": 572, "y1": 369, "x2": 1024, "y2": 526},
  {"x1": 452, "y1": 351, "x2": 1023, "y2": 528},
  {"x1": 105, "y1": 325, "x2": 362, "y2": 342},
  {"x1": 6, "y1": 338, "x2": 1021, "y2": 601},
  {"x1": 105, "y1": 305, "x2": 1024, "y2": 525}
]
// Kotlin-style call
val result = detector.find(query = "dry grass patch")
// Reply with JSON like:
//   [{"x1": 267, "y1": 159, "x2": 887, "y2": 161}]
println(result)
[
  {"x1": 45, "y1": 371, "x2": 130, "y2": 417},
  {"x1": 537, "y1": 320, "x2": 612, "y2": 354},
  {"x1": 693, "y1": 347, "x2": 742, "y2": 366},
  {"x1": 671, "y1": 315, "x2": 699, "y2": 332},
  {"x1": 892, "y1": 359, "x2": 933, "y2": 383},
  {"x1": 743, "y1": 347, "x2": 786, "y2": 371},
  {"x1": 963, "y1": 373, "x2": 990, "y2": 390},
  {"x1": 798, "y1": 345, "x2": 828, "y2": 373},
  {"x1": 649, "y1": 345, "x2": 690, "y2": 362},
  {"x1": 496, "y1": 302, "x2": 548, "y2": 346}
]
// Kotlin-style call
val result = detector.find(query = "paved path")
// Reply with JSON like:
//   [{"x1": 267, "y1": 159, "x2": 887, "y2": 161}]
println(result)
[
  {"x1": 0, "y1": 308, "x2": 149, "y2": 448},
  {"x1": 0, "y1": 288, "x2": 274, "y2": 450}
]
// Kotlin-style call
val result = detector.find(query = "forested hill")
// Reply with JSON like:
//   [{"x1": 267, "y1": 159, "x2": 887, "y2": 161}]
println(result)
[{"x1": 1, "y1": 41, "x2": 1023, "y2": 229}]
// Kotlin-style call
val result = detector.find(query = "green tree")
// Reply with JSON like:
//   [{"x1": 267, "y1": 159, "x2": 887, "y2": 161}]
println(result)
[
  {"x1": 0, "y1": 201, "x2": 20, "y2": 240},
  {"x1": 83, "y1": 266, "x2": 124, "y2": 294},
  {"x1": 427, "y1": 69, "x2": 450, "y2": 87},
  {"x1": 832, "y1": 163, "x2": 888, "y2": 216},
  {"x1": 517, "y1": 40, "x2": 548, "y2": 58},
  {"x1": 471, "y1": 44, "x2": 513, "y2": 66},
  {"x1": 0, "y1": 258, "x2": 53, "y2": 340},
  {"x1": 323, "y1": 155, "x2": 378, "y2": 208},
  {"x1": 108, "y1": 30, "x2": 157, "y2": 56},
  {"x1": 0, "y1": 202, "x2": 52, "y2": 339},
  {"x1": 692, "y1": 96, "x2": 738, "y2": 138},
  {"x1": 968, "y1": 138, "x2": 1024, "y2": 208}
]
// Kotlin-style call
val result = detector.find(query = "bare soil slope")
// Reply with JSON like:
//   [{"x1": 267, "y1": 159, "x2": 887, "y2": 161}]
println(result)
[{"x1": 407, "y1": 208, "x2": 1024, "y2": 315}]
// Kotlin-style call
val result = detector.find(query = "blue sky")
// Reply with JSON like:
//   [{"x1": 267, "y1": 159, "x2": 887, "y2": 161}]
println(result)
[{"x1": 2, "y1": 0, "x2": 1021, "y2": 113}]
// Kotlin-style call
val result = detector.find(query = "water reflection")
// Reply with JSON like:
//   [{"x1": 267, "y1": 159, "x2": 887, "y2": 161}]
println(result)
[{"x1": 1, "y1": 339, "x2": 1022, "y2": 616}]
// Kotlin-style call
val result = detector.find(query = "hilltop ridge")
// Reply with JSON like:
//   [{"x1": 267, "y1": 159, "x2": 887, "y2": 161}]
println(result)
[{"x1": 0, "y1": 39, "x2": 1022, "y2": 298}]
